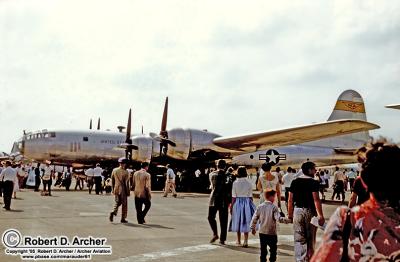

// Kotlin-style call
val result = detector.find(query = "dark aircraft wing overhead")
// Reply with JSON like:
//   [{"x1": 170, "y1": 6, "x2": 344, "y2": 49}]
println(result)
[{"x1": 212, "y1": 119, "x2": 379, "y2": 152}]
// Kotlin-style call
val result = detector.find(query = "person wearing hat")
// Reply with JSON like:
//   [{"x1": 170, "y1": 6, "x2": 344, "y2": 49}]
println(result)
[
  {"x1": 0, "y1": 160, "x2": 17, "y2": 210},
  {"x1": 163, "y1": 164, "x2": 177, "y2": 198},
  {"x1": 109, "y1": 157, "x2": 130, "y2": 223}
]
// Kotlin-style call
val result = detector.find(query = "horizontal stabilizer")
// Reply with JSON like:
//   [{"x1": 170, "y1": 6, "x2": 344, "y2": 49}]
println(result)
[
  {"x1": 333, "y1": 148, "x2": 357, "y2": 155},
  {"x1": 386, "y1": 104, "x2": 400, "y2": 110},
  {"x1": 213, "y1": 119, "x2": 379, "y2": 152}
]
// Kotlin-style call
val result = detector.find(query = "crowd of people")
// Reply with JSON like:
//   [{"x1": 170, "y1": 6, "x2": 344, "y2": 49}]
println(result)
[
  {"x1": 1, "y1": 142, "x2": 399, "y2": 261},
  {"x1": 206, "y1": 143, "x2": 399, "y2": 262}
]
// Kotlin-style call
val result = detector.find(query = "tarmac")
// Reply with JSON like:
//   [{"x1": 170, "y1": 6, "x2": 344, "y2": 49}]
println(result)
[{"x1": 0, "y1": 187, "x2": 349, "y2": 262}]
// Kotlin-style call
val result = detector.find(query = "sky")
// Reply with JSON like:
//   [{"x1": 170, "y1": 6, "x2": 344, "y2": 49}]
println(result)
[{"x1": 0, "y1": 0, "x2": 399, "y2": 152}]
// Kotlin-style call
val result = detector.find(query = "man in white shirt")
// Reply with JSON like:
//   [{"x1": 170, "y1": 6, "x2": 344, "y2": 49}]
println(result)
[
  {"x1": 85, "y1": 167, "x2": 94, "y2": 194},
  {"x1": 0, "y1": 161, "x2": 17, "y2": 210},
  {"x1": 282, "y1": 167, "x2": 295, "y2": 210},
  {"x1": 42, "y1": 163, "x2": 54, "y2": 196},
  {"x1": 163, "y1": 164, "x2": 177, "y2": 197},
  {"x1": 332, "y1": 167, "x2": 346, "y2": 201},
  {"x1": 93, "y1": 163, "x2": 103, "y2": 195},
  {"x1": 346, "y1": 168, "x2": 357, "y2": 193}
]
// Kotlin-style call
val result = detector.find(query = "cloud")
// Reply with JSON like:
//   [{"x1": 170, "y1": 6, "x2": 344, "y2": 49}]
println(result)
[{"x1": 0, "y1": 0, "x2": 400, "y2": 151}]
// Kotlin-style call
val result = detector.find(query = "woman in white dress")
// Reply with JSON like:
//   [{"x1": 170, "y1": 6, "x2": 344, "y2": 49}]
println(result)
[
  {"x1": 13, "y1": 171, "x2": 19, "y2": 199},
  {"x1": 256, "y1": 162, "x2": 281, "y2": 208}
]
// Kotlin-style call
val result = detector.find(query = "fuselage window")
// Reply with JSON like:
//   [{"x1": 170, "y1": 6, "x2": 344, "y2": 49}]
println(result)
[{"x1": 83, "y1": 137, "x2": 89, "y2": 142}]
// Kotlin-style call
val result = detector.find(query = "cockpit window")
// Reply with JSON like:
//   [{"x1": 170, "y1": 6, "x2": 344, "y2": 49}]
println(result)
[{"x1": 83, "y1": 137, "x2": 88, "y2": 142}]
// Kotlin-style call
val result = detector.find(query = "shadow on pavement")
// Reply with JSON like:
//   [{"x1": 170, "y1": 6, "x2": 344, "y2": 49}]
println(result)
[
  {"x1": 219, "y1": 244, "x2": 259, "y2": 255},
  {"x1": 6, "y1": 209, "x2": 24, "y2": 212},
  {"x1": 121, "y1": 223, "x2": 175, "y2": 230}
]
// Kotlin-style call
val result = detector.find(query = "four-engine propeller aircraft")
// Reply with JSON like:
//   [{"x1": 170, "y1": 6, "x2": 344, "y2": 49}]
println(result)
[{"x1": 11, "y1": 90, "x2": 378, "y2": 171}]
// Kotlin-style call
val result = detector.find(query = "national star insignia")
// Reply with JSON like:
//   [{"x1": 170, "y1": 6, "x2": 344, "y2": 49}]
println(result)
[{"x1": 267, "y1": 151, "x2": 279, "y2": 164}]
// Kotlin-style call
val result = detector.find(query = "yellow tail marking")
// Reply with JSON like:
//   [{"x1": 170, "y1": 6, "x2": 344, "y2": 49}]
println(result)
[{"x1": 334, "y1": 100, "x2": 365, "y2": 113}]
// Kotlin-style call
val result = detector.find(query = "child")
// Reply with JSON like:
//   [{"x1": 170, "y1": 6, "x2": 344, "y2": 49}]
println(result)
[
  {"x1": 104, "y1": 177, "x2": 112, "y2": 194},
  {"x1": 251, "y1": 189, "x2": 289, "y2": 262}
]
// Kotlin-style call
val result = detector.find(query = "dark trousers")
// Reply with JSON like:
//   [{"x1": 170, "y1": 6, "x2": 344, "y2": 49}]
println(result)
[
  {"x1": 94, "y1": 176, "x2": 102, "y2": 194},
  {"x1": 332, "y1": 180, "x2": 345, "y2": 201},
  {"x1": 34, "y1": 176, "x2": 41, "y2": 191},
  {"x1": 75, "y1": 178, "x2": 83, "y2": 190},
  {"x1": 259, "y1": 234, "x2": 277, "y2": 262},
  {"x1": 284, "y1": 187, "x2": 290, "y2": 203},
  {"x1": 43, "y1": 179, "x2": 52, "y2": 195},
  {"x1": 134, "y1": 197, "x2": 151, "y2": 224},
  {"x1": 64, "y1": 179, "x2": 71, "y2": 191},
  {"x1": 3, "y1": 181, "x2": 14, "y2": 210},
  {"x1": 207, "y1": 205, "x2": 228, "y2": 242},
  {"x1": 112, "y1": 194, "x2": 128, "y2": 220},
  {"x1": 87, "y1": 178, "x2": 94, "y2": 194},
  {"x1": 349, "y1": 178, "x2": 355, "y2": 192}
]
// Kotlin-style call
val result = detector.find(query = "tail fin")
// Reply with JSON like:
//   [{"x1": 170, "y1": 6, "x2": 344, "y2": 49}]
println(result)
[
  {"x1": 307, "y1": 89, "x2": 371, "y2": 148},
  {"x1": 328, "y1": 89, "x2": 367, "y2": 122}
]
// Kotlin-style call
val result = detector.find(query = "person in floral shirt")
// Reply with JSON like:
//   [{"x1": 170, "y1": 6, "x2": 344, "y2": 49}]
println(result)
[{"x1": 312, "y1": 143, "x2": 400, "y2": 262}]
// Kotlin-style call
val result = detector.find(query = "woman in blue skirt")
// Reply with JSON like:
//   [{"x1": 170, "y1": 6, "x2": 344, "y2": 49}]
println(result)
[{"x1": 229, "y1": 166, "x2": 256, "y2": 247}]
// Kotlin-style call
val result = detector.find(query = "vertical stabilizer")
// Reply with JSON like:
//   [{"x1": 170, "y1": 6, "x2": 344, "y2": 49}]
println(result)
[
  {"x1": 328, "y1": 89, "x2": 367, "y2": 122},
  {"x1": 306, "y1": 90, "x2": 370, "y2": 148}
]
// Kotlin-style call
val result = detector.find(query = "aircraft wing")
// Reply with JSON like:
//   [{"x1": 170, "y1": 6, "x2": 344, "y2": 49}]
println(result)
[
  {"x1": 385, "y1": 104, "x2": 400, "y2": 110},
  {"x1": 212, "y1": 119, "x2": 379, "y2": 152}
]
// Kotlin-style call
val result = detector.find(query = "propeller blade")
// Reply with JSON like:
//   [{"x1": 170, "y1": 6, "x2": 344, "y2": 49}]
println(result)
[
  {"x1": 126, "y1": 109, "x2": 132, "y2": 143},
  {"x1": 97, "y1": 118, "x2": 101, "y2": 130},
  {"x1": 125, "y1": 109, "x2": 133, "y2": 160},
  {"x1": 116, "y1": 143, "x2": 138, "y2": 151},
  {"x1": 163, "y1": 138, "x2": 176, "y2": 147},
  {"x1": 160, "y1": 97, "x2": 168, "y2": 137},
  {"x1": 89, "y1": 119, "x2": 92, "y2": 130},
  {"x1": 152, "y1": 135, "x2": 176, "y2": 147}
]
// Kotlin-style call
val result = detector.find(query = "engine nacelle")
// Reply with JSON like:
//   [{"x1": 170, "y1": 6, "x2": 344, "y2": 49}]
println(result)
[
  {"x1": 131, "y1": 136, "x2": 153, "y2": 162},
  {"x1": 190, "y1": 129, "x2": 222, "y2": 152},
  {"x1": 165, "y1": 128, "x2": 191, "y2": 160}
]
